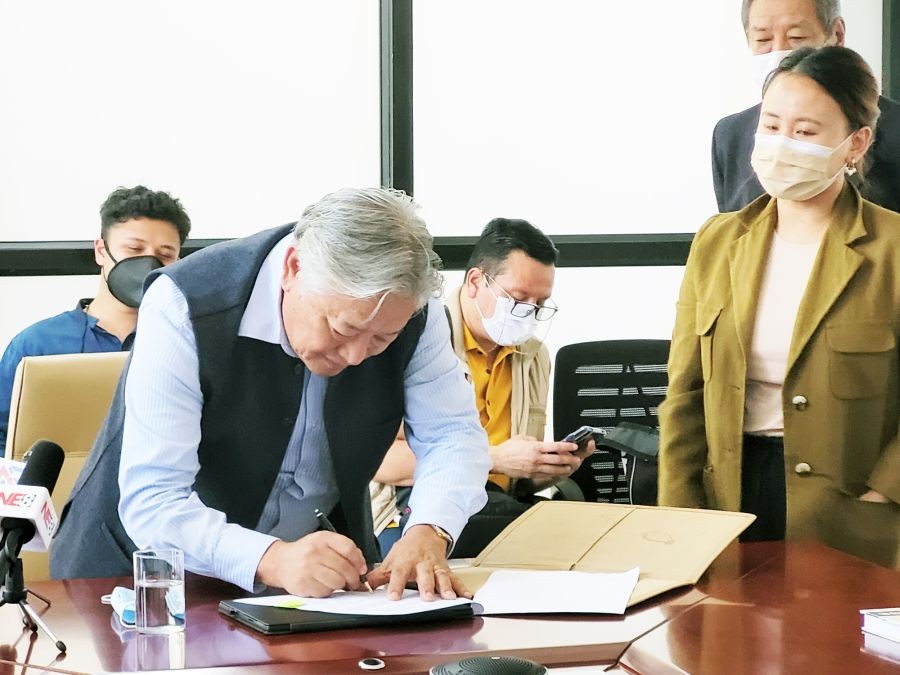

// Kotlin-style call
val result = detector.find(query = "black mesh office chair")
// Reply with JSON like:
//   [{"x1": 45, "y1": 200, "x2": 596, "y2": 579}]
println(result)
[{"x1": 553, "y1": 340, "x2": 670, "y2": 503}]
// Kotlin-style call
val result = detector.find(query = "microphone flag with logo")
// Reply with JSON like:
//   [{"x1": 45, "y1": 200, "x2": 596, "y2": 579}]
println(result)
[{"x1": 0, "y1": 440, "x2": 64, "y2": 556}]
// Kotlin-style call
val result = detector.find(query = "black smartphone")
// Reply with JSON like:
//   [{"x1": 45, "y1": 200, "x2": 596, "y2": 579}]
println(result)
[{"x1": 562, "y1": 425, "x2": 594, "y2": 445}]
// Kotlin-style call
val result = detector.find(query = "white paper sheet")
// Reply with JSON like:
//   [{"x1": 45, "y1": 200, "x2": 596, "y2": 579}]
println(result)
[
  {"x1": 231, "y1": 567, "x2": 640, "y2": 617},
  {"x1": 473, "y1": 567, "x2": 640, "y2": 615},
  {"x1": 233, "y1": 588, "x2": 471, "y2": 616}
]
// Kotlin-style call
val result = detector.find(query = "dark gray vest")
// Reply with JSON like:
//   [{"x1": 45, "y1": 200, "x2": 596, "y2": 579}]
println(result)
[{"x1": 51, "y1": 225, "x2": 426, "y2": 579}]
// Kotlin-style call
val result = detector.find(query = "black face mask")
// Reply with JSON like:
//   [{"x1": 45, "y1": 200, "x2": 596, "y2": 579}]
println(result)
[{"x1": 103, "y1": 242, "x2": 164, "y2": 308}]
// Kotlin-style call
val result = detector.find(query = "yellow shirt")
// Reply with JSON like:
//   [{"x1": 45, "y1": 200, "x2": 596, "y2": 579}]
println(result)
[{"x1": 463, "y1": 321, "x2": 514, "y2": 491}]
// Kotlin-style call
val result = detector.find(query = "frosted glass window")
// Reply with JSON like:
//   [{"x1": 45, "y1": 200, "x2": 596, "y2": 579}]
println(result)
[
  {"x1": 414, "y1": 1, "x2": 883, "y2": 236},
  {"x1": 0, "y1": 1, "x2": 380, "y2": 241}
]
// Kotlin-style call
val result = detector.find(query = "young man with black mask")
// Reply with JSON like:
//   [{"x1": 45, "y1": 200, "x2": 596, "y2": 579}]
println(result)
[{"x1": 0, "y1": 185, "x2": 190, "y2": 448}]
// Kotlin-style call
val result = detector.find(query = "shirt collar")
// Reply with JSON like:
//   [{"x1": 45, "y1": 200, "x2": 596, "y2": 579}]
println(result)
[
  {"x1": 238, "y1": 233, "x2": 297, "y2": 357},
  {"x1": 462, "y1": 318, "x2": 480, "y2": 353},
  {"x1": 76, "y1": 298, "x2": 99, "y2": 328}
]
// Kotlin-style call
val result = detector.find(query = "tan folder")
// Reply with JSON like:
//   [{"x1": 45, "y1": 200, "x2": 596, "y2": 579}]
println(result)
[{"x1": 456, "y1": 501, "x2": 756, "y2": 607}]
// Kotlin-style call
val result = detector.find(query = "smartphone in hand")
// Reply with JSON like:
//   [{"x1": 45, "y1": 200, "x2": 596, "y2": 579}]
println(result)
[{"x1": 562, "y1": 425, "x2": 595, "y2": 447}]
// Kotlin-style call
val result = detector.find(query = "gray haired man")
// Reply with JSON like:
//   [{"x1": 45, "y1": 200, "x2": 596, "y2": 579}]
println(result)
[
  {"x1": 51, "y1": 188, "x2": 491, "y2": 601},
  {"x1": 712, "y1": 0, "x2": 900, "y2": 213}
]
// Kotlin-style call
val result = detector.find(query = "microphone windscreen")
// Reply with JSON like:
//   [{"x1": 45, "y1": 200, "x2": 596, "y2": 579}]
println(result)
[{"x1": 19, "y1": 440, "x2": 65, "y2": 496}]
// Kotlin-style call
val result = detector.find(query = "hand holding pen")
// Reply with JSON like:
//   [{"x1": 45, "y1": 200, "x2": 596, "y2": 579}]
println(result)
[
  {"x1": 254, "y1": 510, "x2": 373, "y2": 597},
  {"x1": 315, "y1": 508, "x2": 374, "y2": 593}
]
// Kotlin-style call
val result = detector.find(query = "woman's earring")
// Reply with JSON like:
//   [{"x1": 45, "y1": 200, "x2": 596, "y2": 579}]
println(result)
[{"x1": 845, "y1": 160, "x2": 858, "y2": 177}]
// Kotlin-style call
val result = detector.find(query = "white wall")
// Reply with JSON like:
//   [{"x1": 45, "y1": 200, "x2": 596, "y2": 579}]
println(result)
[
  {"x1": 413, "y1": 0, "x2": 883, "y2": 236},
  {"x1": 0, "y1": 1, "x2": 380, "y2": 241}
]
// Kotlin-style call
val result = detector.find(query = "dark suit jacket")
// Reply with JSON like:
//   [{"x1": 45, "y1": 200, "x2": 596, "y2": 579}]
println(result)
[{"x1": 712, "y1": 95, "x2": 900, "y2": 213}]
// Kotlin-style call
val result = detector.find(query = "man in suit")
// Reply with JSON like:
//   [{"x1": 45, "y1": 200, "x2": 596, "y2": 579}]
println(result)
[{"x1": 712, "y1": 0, "x2": 900, "y2": 213}]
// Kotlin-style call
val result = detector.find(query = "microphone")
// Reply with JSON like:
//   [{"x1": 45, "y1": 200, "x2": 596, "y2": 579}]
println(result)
[{"x1": 0, "y1": 440, "x2": 64, "y2": 557}]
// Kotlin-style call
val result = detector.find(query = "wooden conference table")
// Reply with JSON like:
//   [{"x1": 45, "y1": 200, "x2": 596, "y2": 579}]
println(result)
[{"x1": 0, "y1": 542, "x2": 897, "y2": 674}]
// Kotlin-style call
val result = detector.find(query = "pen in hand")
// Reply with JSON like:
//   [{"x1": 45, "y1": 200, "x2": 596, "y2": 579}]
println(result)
[{"x1": 314, "y1": 508, "x2": 374, "y2": 593}]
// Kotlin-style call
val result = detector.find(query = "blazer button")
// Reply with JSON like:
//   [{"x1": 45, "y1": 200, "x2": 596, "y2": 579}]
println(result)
[
  {"x1": 794, "y1": 462, "x2": 812, "y2": 475},
  {"x1": 294, "y1": 363, "x2": 304, "y2": 376},
  {"x1": 282, "y1": 416, "x2": 295, "y2": 428},
  {"x1": 791, "y1": 394, "x2": 808, "y2": 410}
]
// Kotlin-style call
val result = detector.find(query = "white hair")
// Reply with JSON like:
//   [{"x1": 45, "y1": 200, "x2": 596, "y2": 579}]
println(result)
[
  {"x1": 292, "y1": 187, "x2": 443, "y2": 309},
  {"x1": 741, "y1": 0, "x2": 842, "y2": 34}
]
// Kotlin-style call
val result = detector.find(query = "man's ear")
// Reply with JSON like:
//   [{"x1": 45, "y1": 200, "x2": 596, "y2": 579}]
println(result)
[
  {"x1": 464, "y1": 268, "x2": 481, "y2": 299},
  {"x1": 93, "y1": 238, "x2": 107, "y2": 267},
  {"x1": 830, "y1": 17, "x2": 846, "y2": 46},
  {"x1": 282, "y1": 246, "x2": 301, "y2": 292}
]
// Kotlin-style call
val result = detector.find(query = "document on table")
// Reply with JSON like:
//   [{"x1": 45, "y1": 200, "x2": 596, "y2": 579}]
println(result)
[
  {"x1": 232, "y1": 566, "x2": 640, "y2": 617},
  {"x1": 474, "y1": 567, "x2": 640, "y2": 615}
]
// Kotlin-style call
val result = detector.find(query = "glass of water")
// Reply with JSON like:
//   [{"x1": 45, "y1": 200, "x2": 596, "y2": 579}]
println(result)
[{"x1": 133, "y1": 549, "x2": 185, "y2": 634}]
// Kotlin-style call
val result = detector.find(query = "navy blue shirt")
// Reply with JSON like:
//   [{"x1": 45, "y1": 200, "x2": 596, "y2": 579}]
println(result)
[{"x1": 0, "y1": 299, "x2": 134, "y2": 448}]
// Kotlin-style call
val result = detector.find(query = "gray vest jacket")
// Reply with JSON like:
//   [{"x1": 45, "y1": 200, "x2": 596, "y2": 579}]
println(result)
[{"x1": 51, "y1": 225, "x2": 426, "y2": 579}]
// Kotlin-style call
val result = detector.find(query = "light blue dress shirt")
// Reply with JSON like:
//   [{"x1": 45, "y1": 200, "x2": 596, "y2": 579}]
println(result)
[{"x1": 118, "y1": 234, "x2": 490, "y2": 591}]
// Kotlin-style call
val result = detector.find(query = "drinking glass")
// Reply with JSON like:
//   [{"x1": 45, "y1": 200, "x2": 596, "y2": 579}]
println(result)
[{"x1": 133, "y1": 549, "x2": 185, "y2": 634}]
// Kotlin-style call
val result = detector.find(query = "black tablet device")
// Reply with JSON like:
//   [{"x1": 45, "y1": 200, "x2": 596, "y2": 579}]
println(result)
[{"x1": 218, "y1": 598, "x2": 475, "y2": 635}]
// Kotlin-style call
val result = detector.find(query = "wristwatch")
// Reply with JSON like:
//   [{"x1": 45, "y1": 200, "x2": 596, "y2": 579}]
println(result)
[{"x1": 428, "y1": 524, "x2": 454, "y2": 555}]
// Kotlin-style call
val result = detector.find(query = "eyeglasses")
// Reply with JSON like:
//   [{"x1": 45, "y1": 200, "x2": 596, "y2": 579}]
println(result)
[{"x1": 483, "y1": 272, "x2": 559, "y2": 321}]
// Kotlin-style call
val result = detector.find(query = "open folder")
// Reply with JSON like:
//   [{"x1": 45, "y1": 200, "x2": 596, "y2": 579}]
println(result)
[
  {"x1": 455, "y1": 501, "x2": 756, "y2": 607},
  {"x1": 220, "y1": 503, "x2": 754, "y2": 634},
  {"x1": 222, "y1": 564, "x2": 640, "y2": 635}
]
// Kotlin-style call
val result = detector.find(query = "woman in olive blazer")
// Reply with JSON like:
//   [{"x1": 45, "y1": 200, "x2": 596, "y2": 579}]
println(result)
[{"x1": 659, "y1": 48, "x2": 899, "y2": 568}]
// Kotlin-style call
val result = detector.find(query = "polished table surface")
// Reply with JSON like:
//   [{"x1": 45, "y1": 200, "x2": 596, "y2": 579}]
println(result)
[
  {"x1": 619, "y1": 541, "x2": 900, "y2": 675},
  {"x1": 0, "y1": 568, "x2": 705, "y2": 674},
  {"x1": 0, "y1": 542, "x2": 897, "y2": 674}
]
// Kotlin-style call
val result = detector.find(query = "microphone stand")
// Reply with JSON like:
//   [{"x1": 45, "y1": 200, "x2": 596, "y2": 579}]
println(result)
[{"x1": 0, "y1": 530, "x2": 66, "y2": 653}]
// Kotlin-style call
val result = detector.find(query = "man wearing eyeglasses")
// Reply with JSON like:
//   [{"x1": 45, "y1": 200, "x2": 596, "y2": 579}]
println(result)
[{"x1": 371, "y1": 218, "x2": 594, "y2": 557}]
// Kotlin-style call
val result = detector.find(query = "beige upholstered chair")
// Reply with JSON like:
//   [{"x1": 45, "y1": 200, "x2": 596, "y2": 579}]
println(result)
[{"x1": 4, "y1": 351, "x2": 128, "y2": 581}]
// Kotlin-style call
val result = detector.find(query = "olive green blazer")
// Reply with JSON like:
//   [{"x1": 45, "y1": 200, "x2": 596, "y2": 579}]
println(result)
[{"x1": 659, "y1": 185, "x2": 899, "y2": 568}]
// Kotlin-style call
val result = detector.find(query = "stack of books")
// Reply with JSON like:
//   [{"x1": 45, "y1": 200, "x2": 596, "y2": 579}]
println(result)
[{"x1": 860, "y1": 607, "x2": 900, "y2": 664}]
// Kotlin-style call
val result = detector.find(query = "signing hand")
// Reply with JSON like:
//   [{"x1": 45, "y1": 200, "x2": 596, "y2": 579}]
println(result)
[
  {"x1": 256, "y1": 531, "x2": 368, "y2": 597},
  {"x1": 366, "y1": 524, "x2": 471, "y2": 602}
]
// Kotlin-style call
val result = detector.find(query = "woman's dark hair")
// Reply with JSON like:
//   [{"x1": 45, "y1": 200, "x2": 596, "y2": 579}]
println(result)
[
  {"x1": 466, "y1": 218, "x2": 558, "y2": 275},
  {"x1": 100, "y1": 185, "x2": 192, "y2": 244},
  {"x1": 763, "y1": 46, "x2": 879, "y2": 179}
]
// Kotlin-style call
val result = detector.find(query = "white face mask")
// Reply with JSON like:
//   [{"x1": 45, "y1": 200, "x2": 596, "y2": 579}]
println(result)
[
  {"x1": 750, "y1": 50, "x2": 793, "y2": 94},
  {"x1": 475, "y1": 285, "x2": 540, "y2": 347},
  {"x1": 750, "y1": 132, "x2": 853, "y2": 201}
]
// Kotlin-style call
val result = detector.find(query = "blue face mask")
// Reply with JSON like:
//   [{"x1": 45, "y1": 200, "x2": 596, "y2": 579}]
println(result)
[
  {"x1": 102, "y1": 584, "x2": 185, "y2": 628},
  {"x1": 103, "y1": 585, "x2": 136, "y2": 626}
]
